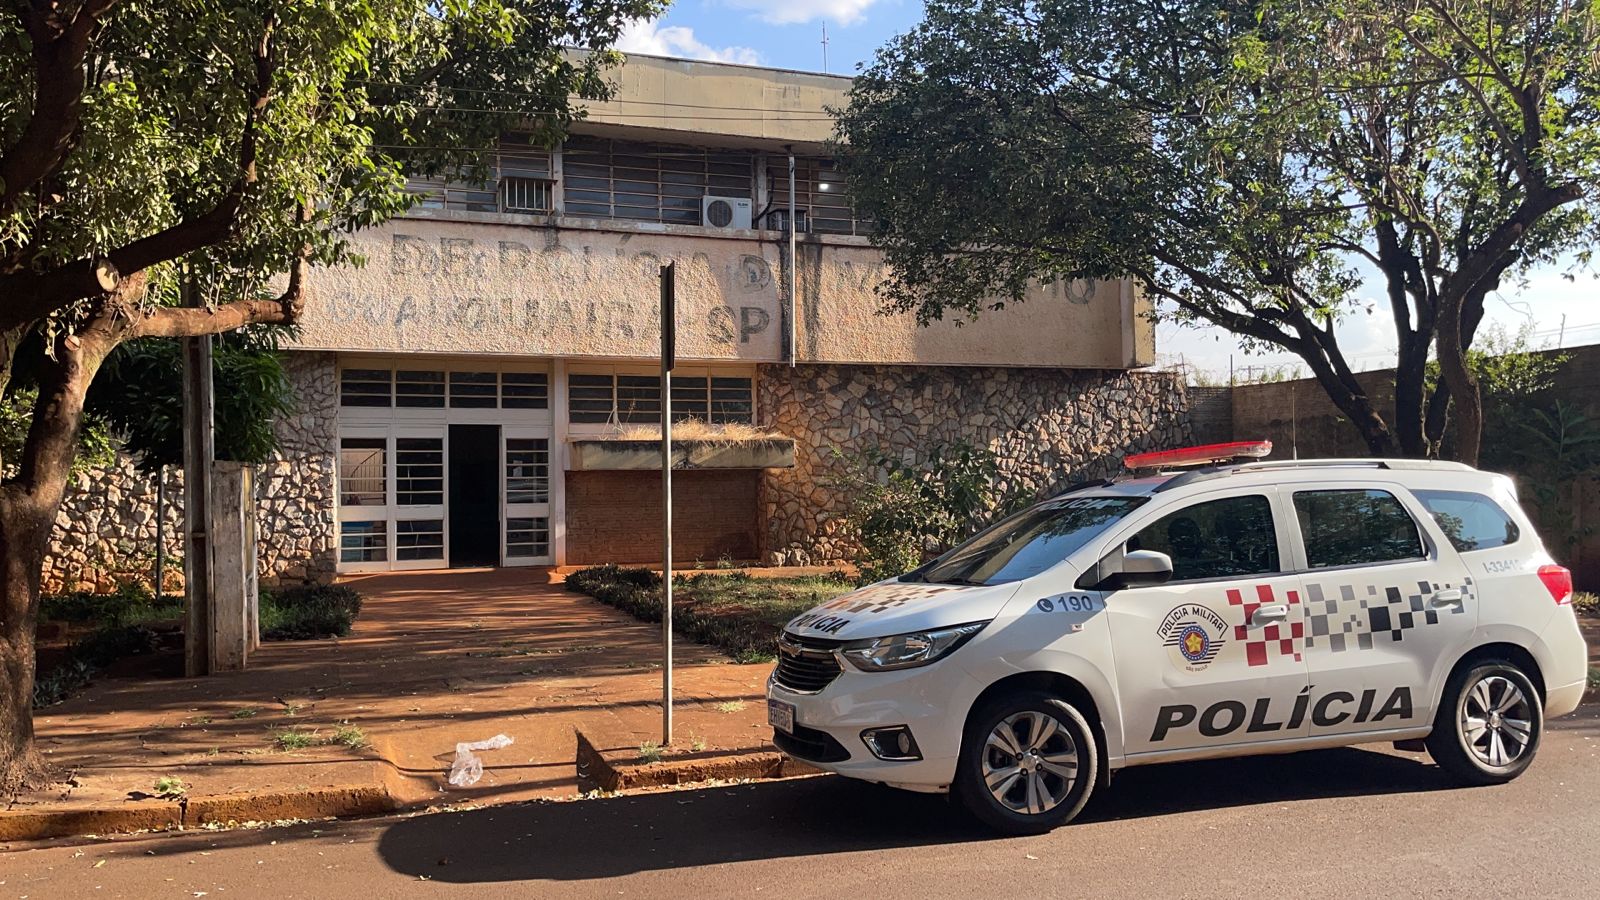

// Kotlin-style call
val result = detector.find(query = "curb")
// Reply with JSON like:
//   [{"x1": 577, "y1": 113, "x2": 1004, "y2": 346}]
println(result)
[
  {"x1": 577, "y1": 730, "x2": 819, "y2": 792},
  {"x1": 0, "y1": 784, "x2": 397, "y2": 843}
]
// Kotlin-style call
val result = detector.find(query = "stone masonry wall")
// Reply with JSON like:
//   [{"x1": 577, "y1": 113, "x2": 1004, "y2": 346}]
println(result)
[
  {"x1": 41, "y1": 351, "x2": 339, "y2": 594},
  {"x1": 757, "y1": 364, "x2": 1192, "y2": 565}
]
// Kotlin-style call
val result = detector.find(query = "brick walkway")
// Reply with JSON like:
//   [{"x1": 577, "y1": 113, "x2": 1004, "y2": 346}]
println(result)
[{"x1": 22, "y1": 569, "x2": 776, "y2": 815}]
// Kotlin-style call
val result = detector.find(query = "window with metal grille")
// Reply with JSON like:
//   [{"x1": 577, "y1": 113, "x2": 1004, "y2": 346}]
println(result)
[
  {"x1": 395, "y1": 438, "x2": 444, "y2": 506},
  {"x1": 449, "y1": 371, "x2": 497, "y2": 408},
  {"x1": 505, "y1": 439, "x2": 549, "y2": 503},
  {"x1": 339, "y1": 438, "x2": 387, "y2": 506},
  {"x1": 767, "y1": 158, "x2": 868, "y2": 236},
  {"x1": 568, "y1": 373, "x2": 615, "y2": 424},
  {"x1": 501, "y1": 372, "x2": 548, "y2": 409},
  {"x1": 395, "y1": 519, "x2": 444, "y2": 561},
  {"x1": 710, "y1": 376, "x2": 755, "y2": 423},
  {"x1": 499, "y1": 177, "x2": 553, "y2": 213},
  {"x1": 563, "y1": 137, "x2": 752, "y2": 225},
  {"x1": 406, "y1": 139, "x2": 552, "y2": 213},
  {"x1": 395, "y1": 370, "x2": 445, "y2": 408},
  {"x1": 506, "y1": 517, "x2": 551, "y2": 558},
  {"x1": 340, "y1": 520, "x2": 388, "y2": 563},
  {"x1": 340, "y1": 369, "x2": 392, "y2": 407}
]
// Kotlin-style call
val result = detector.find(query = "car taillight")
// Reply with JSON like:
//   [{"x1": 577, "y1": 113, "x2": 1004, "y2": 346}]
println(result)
[{"x1": 1537, "y1": 564, "x2": 1572, "y2": 604}]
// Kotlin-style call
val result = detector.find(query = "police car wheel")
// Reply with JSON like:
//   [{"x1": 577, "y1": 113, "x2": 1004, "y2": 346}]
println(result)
[
  {"x1": 953, "y1": 692, "x2": 1098, "y2": 835},
  {"x1": 1425, "y1": 661, "x2": 1543, "y2": 786}
]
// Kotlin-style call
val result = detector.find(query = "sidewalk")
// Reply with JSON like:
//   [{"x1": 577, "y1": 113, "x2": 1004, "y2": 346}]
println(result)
[{"x1": 6, "y1": 569, "x2": 793, "y2": 841}]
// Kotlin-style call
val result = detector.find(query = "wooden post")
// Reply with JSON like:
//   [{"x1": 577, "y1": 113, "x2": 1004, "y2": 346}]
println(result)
[
  {"x1": 208, "y1": 463, "x2": 254, "y2": 671},
  {"x1": 182, "y1": 276, "x2": 215, "y2": 677}
]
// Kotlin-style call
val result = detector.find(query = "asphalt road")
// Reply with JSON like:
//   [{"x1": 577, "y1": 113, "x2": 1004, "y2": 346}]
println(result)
[{"x1": 4, "y1": 705, "x2": 1598, "y2": 899}]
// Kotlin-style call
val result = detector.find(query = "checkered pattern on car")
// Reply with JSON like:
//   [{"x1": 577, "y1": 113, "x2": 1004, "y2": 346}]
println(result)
[
  {"x1": 1302, "y1": 577, "x2": 1473, "y2": 654},
  {"x1": 815, "y1": 582, "x2": 960, "y2": 615},
  {"x1": 1227, "y1": 584, "x2": 1304, "y2": 667}
]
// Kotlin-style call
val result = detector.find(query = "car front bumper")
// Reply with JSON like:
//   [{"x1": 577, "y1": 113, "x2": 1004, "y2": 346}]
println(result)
[{"x1": 765, "y1": 659, "x2": 981, "y2": 792}]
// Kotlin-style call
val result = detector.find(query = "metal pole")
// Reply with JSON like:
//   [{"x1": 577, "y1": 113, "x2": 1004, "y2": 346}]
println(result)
[
  {"x1": 154, "y1": 466, "x2": 165, "y2": 603},
  {"x1": 660, "y1": 261, "x2": 676, "y2": 746},
  {"x1": 787, "y1": 150, "x2": 798, "y2": 369}
]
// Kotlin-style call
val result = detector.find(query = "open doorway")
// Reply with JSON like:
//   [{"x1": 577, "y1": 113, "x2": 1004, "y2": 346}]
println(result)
[{"x1": 448, "y1": 424, "x2": 500, "y2": 567}]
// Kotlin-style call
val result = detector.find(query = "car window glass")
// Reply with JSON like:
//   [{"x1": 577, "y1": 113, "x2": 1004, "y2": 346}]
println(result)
[
  {"x1": 1294, "y1": 489, "x2": 1424, "y2": 568},
  {"x1": 1126, "y1": 494, "x2": 1279, "y2": 582},
  {"x1": 1412, "y1": 489, "x2": 1520, "y2": 552},
  {"x1": 915, "y1": 496, "x2": 1147, "y2": 586}
]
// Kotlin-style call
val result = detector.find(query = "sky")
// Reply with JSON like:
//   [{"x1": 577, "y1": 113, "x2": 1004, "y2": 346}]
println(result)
[{"x1": 616, "y1": 2, "x2": 1600, "y2": 382}]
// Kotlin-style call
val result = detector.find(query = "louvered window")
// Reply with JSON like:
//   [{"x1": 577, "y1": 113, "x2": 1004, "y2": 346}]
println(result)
[{"x1": 563, "y1": 137, "x2": 752, "y2": 225}]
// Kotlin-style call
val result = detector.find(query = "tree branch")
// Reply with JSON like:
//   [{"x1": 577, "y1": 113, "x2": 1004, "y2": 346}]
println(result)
[
  {"x1": 0, "y1": 11, "x2": 278, "y2": 333},
  {"x1": 0, "y1": 0, "x2": 122, "y2": 214}
]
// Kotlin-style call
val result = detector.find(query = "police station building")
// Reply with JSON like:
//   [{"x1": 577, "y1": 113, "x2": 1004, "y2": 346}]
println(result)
[{"x1": 44, "y1": 53, "x2": 1191, "y2": 591}]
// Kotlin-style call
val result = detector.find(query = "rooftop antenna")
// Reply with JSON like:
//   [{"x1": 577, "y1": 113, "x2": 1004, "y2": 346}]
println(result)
[{"x1": 821, "y1": 21, "x2": 829, "y2": 72}]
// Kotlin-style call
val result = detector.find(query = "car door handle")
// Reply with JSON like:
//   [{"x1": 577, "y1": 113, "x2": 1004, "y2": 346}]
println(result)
[
  {"x1": 1430, "y1": 589, "x2": 1464, "y2": 607},
  {"x1": 1251, "y1": 604, "x2": 1289, "y2": 624}
]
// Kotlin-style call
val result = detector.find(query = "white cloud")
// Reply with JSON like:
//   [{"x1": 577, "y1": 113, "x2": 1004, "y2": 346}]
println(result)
[
  {"x1": 724, "y1": 0, "x2": 881, "y2": 27},
  {"x1": 615, "y1": 19, "x2": 761, "y2": 66}
]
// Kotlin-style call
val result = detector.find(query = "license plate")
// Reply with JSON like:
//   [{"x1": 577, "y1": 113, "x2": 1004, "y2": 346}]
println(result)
[{"x1": 767, "y1": 698, "x2": 796, "y2": 734}]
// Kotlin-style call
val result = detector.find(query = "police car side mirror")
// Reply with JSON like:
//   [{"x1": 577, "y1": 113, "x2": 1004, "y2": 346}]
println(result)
[
  {"x1": 1122, "y1": 550, "x2": 1174, "y2": 586},
  {"x1": 1081, "y1": 548, "x2": 1174, "y2": 591}
]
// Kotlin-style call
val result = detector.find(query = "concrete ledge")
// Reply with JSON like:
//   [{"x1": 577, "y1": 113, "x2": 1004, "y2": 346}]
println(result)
[
  {"x1": 0, "y1": 784, "x2": 398, "y2": 843},
  {"x1": 577, "y1": 730, "x2": 819, "y2": 792},
  {"x1": 567, "y1": 437, "x2": 795, "y2": 471}
]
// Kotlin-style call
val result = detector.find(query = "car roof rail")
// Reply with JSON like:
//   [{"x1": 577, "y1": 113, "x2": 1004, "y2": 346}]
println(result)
[{"x1": 1151, "y1": 457, "x2": 1475, "y2": 493}]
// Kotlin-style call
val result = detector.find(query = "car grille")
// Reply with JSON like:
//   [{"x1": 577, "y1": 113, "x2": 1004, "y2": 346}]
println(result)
[{"x1": 773, "y1": 633, "x2": 843, "y2": 693}]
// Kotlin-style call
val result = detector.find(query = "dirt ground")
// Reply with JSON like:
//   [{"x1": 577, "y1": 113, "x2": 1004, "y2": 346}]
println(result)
[{"x1": 19, "y1": 568, "x2": 788, "y2": 816}]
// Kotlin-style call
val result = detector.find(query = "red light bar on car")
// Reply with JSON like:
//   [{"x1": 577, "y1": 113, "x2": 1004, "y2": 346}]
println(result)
[{"x1": 1123, "y1": 440, "x2": 1273, "y2": 470}]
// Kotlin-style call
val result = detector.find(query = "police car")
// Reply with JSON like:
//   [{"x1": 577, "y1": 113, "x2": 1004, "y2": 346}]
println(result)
[{"x1": 767, "y1": 441, "x2": 1589, "y2": 834}]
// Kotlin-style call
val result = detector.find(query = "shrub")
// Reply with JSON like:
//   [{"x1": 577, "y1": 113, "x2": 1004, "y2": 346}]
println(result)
[
  {"x1": 831, "y1": 441, "x2": 1029, "y2": 584},
  {"x1": 566, "y1": 565, "x2": 853, "y2": 662},
  {"x1": 32, "y1": 623, "x2": 162, "y2": 708},
  {"x1": 40, "y1": 580, "x2": 159, "y2": 626},
  {"x1": 1572, "y1": 591, "x2": 1598, "y2": 617},
  {"x1": 259, "y1": 585, "x2": 363, "y2": 640}
]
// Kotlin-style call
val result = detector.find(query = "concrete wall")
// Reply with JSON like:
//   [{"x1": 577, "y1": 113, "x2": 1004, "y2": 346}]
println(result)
[
  {"x1": 1230, "y1": 371, "x2": 1396, "y2": 459},
  {"x1": 757, "y1": 363, "x2": 1192, "y2": 564},
  {"x1": 577, "y1": 52, "x2": 850, "y2": 149},
  {"x1": 565, "y1": 470, "x2": 759, "y2": 565},
  {"x1": 294, "y1": 218, "x2": 1146, "y2": 370}
]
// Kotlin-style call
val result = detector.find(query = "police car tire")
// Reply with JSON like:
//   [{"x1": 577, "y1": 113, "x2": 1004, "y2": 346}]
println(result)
[
  {"x1": 953, "y1": 692, "x2": 1099, "y2": 835},
  {"x1": 1425, "y1": 660, "x2": 1543, "y2": 786}
]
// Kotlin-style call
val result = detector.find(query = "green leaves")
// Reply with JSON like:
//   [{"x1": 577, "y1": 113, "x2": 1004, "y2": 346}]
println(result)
[{"x1": 839, "y1": 0, "x2": 1600, "y2": 456}]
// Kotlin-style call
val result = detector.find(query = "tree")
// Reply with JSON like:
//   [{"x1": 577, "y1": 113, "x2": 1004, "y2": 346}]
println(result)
[
  {"x1": 836, "y1": 0, "x2": 1600, "y2": 462},
  {"x1": 0, "y1": 0, "x2": 659, "y2": 793}
]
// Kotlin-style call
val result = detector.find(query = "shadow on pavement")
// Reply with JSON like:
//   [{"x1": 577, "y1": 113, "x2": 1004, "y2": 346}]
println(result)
[{"x1": 375, "y1": 744, "x2": 1448, "y2": 884}]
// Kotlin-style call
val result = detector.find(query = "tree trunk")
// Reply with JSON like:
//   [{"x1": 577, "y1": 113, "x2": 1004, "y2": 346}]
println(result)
[
  {"x1": 0, "y1": 329, "x2": 104, "y2": 795},
  {"x1": 1435, "y1": 290, "x2": 1481, "y2": 465},
  {"x1": 0, "y1": 490, "x2": 53, "y2": 794}
]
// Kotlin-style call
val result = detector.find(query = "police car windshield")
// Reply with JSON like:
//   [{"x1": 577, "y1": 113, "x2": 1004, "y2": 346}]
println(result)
[{"x1": 909, "y1": 496, "x2": 1147, "y2": 586}]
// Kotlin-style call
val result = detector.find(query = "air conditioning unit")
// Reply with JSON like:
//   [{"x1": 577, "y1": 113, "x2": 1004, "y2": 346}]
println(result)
[{"x1": 701, "y1": 195, "x2": 754, "y2": 230}]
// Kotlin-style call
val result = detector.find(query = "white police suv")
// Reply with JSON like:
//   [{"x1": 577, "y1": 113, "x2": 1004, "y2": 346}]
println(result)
[{"x1": 767, "y1": 442, "x2": 1589, "y2": 834}]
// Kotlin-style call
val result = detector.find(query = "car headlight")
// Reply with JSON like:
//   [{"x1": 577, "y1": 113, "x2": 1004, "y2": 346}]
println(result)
[{"x1": 837, "y1": 622, "x2": 989, "y2": 672}]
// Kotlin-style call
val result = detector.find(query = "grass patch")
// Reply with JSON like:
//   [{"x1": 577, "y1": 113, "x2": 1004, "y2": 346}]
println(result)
[
  {"x1": 272, "y1": 728, "x2": 319, "y2": 751},
  {"x1": 638, "y1": 740, "x2": 663, "y2": 764},
  {"x1": 331, "y1": 724, "x2": 369, "y2": 750},
  {"x1": 565, "y1": 565, "x2": 854, "y2": 663},
  {"x1": 260, "y1": 585, "x2": 363, "y2": 641},
  {"x1": 39, "y1": 581, "x2": 181, "y2": 626},
  {"x1": 715, "y1": 700, "x2": 747, "y2": 714},
  {"x1": 152, "y1": 776, "x2": 187, "y2": 799},
  {"x1": 231, "y1": 707, "x2": 259, "y2": 719},
  {"x1": 1573, "y1": 591, "x2": 1599, "y2": 617},
  {"x1": 1588, "y1": 666, "x2": 1599, "y2": 691}
]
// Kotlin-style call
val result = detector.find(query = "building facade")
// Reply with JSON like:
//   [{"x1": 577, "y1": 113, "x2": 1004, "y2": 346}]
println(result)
[{"x1": 42, "y1": 53, "x2": 1191, "y2": 591}]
